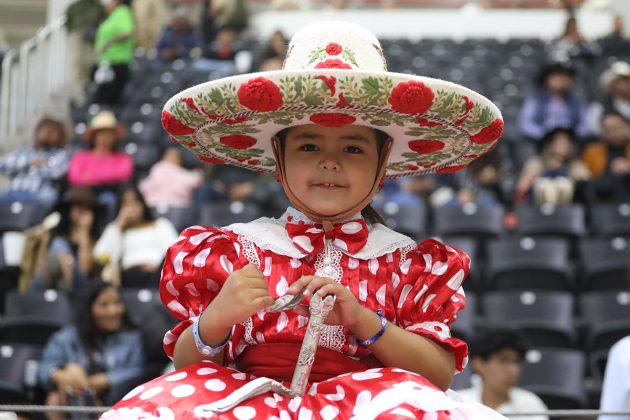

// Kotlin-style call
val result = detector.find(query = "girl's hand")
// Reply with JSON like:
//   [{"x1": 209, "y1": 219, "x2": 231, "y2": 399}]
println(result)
[
  {"x1": 205, "y1": 264, "x2": 274, "y2": 329},
  {"x1": 288, "y1": 276, "x2": 365, "y2": 331}
]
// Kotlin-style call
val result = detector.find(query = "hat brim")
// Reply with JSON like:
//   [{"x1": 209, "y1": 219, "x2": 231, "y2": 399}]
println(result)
[
  {"x1": 162, "y1": 69, "x2": 503, "y2": 178},
  {"x1": 83, "y1": 125, "x2": 127, "y2": 142}
]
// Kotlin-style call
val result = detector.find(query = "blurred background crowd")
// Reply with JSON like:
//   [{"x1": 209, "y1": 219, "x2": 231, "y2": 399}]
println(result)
[{"x1": 0, "y1": 0, "x2": 629, "y2": 419}]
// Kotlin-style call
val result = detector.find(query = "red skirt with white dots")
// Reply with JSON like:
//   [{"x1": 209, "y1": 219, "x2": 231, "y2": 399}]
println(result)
[{"x1": 102, "y1": 361, "x2": 505, "y2": 420}]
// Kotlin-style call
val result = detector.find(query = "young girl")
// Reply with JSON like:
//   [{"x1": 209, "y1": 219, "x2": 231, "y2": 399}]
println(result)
[{"x1": 104, "y1": 22, "x2": 505, "y2": 419}]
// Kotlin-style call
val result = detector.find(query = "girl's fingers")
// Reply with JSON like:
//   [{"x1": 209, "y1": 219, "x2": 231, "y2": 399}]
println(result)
[
  {"x1": 315, "y1": 283, "x2": 339, "y2": 298},
  {"x1": 252, "y1": 294, "x2": 275, "y2": 310}
]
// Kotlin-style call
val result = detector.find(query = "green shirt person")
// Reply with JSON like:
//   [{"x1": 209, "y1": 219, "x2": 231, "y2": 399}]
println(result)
[{"x1": 95, "y1": 0, "x2": 135, "y2": 65}]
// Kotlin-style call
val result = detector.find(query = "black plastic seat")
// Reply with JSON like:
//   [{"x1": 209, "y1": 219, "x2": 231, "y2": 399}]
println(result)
[
  {"x1": 151, "y1": 205, "x2": 195, "y2": 233},
  {"x1": 481, "y1": 290, "x2": 576, "y2": 348},
  {"x1": 514, "y1": 204, "x2": 586, "y2": 239},
  {"x1": 121, "y1": 288, "x2": 162, "y2": 326},
  {"x1": 199, "y1": 201, "x2": 262, "y2": 227},
  {"x1": 589, "y1": 203, "x2": 630, "y2": 238},
  {"x1": 485, "y1": 237, "x2": 573, "y2": 291},
  {"x1": 579, "y1": 290, "x2": 630, "y2": 380},
  {"x1": 451, "y1": 292, "x2": 476, "y2": 342},
  {"x1": 519, "y1": 348, "x2": 587, "y2": 409},
  {"x1": 578, "y1": 237, "x2": 630, "y2": 290},
  {"x1": 433, "y1": 203, "x2": 505, "y2": 239},
  {"x1": 0, "y1": 343, "x2": 42, "y2": 404},
  {"x1": 372, "y1": 200, "x2": 427, "y2": 240},
  {"x1": 0, "y1": 201, "x2": 48, "y2": 232}
]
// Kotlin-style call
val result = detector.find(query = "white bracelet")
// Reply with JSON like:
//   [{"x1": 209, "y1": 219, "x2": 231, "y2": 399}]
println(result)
[{"x1": 192, "y1": 314, "x2": 230, "y2": 357}]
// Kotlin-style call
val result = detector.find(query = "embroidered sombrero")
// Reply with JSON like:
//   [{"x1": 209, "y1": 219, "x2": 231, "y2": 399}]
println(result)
[{"x1": 161, "y1": 21, "x2": 503, "y2": 178}]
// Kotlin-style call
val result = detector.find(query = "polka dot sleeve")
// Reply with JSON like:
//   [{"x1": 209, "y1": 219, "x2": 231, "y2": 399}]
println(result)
[
  {"x1": 394, "y1": 239, "x2": 470, "y2": 372},
  {"x1": 159, "y1": 226, "x2": 245, "y2": 358}
]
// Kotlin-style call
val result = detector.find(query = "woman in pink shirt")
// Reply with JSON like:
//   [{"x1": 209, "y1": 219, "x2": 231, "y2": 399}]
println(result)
[{"x1": 68, "y1": 111, "x2": 133, "y2": 188}]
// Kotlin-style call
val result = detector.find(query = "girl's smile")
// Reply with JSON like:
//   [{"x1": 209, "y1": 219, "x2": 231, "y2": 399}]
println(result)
[{"x1": 283, "y1": 124, "x2": 380, "y2": 216}]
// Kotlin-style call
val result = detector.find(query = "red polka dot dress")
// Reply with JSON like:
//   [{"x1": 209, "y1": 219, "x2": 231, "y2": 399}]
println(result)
[{"x1": 104, "y1": 208, "x2": 504, "y2": 419}]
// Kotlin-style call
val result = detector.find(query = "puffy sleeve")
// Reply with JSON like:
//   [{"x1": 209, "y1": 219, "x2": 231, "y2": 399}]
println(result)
[
  {"x1": 159, "y1": 226, "x2": 246, "y2": 358},
  {"x1": 393, "y1": 238, "x2": 470, "y2": 372}
]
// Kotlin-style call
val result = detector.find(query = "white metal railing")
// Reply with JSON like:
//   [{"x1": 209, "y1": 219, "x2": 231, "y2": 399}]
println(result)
[{"x1": 0, "y1": 16, "x2": 74, "y2": 151}]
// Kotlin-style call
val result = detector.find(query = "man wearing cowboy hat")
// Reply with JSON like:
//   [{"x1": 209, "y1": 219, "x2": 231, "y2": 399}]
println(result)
[{"x1": 587, "y1": 61, "x2": 630, "y2": 135}]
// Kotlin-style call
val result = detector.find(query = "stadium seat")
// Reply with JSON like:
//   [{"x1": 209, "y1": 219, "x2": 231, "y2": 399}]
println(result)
[
  {"x1": 121, "y1": 288, "x2": 162, "y2": 326},
  {"x1": 481, "y1": 290, "x2": 576, "y2": 348},
  {"x1": 578, "y1": 237, "x2": 630, "y2": 290},
  {"x1": 433, "y1": 204, "x2": 505, "y2": 240},
  {"x1": 0, "y1": 289, "x2": 73, "y2": 345},
  {"x1": 199, "y1": 201, "x2": 263, "y2": 227},
  {"x1": 0, "y1": 343, "x2": 42, "y2": 404},
  {"x1": 589, "y1": 203, "x2": 630, "y2": 238},
  {"x1": 514, "y1": 204, "x2": 586, "y2": 239},
  {"x1": 579, "y1": 290, "x2": 630, "y2": 381},
  {"x1": 451, "y1": 292, "x2": 476, "y2": 342},
  {"x1": 450, "y1": 365, "x2": 473, "y2": 391},
  {"x1": 151, "y1": 205, "x2": 195, "y2": 233},
  {"x1": 372, "y1": 200, "x2": 427, "y2": 240},
  {"x1": 0, "y1": 201, "x2": 48, "y2": 232},
  {"x1": 485, "y1": 237, "x2": 573, "y2": 291},
  {"x1": 519, "y1": 348, "x2": 587, "y2": 409}
]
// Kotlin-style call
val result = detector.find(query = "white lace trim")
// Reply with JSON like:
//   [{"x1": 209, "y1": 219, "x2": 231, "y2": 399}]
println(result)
[
  {"x1": 238, "y1": 234, "x2": 261, "y2": 267},
  {"x1": 399, "y1": 244, "x2": 416, "y2": 267},
  {"x1": 314, "y1": 239, "x2": 346, "y2": 352}
]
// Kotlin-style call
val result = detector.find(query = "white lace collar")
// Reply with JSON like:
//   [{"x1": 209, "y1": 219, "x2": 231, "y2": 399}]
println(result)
[{"x1": 224, "y1": 207, "x2": 416, "y2": 260}]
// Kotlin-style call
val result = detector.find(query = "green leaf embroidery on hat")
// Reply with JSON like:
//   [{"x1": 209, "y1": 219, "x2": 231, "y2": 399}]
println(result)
[{"x1": 341, "y1": 49, "x2": 359, "y2": 67}]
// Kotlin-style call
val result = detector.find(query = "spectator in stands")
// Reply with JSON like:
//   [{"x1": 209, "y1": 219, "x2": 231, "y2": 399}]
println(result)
[
  {"x1": 139, "y1": 147, "x2": 203, "y2": 208},
  {"x1": 458, "y1": 329, "x2": 549, "y2": 420},
  {"x1": 599, "y1": 335, "x2": 630, "y2": 420},
  {"x1": 204, "y1": 27, "x2": 239, "y2": 62},
  {"x1": 93, "y1": 185, "x2": 178, "y2": 288},
  {"x1": 582, "y1": 111, "x2": 630, "y2": 203},
  {"x1": 37, "y1": 281, "x2": 145, "y2": 417},
  {"x1": 587, "y1": 61, "x2": 630, "y2": 135},
  {"x1": 602, "y1": 14, "x2": 626, "y2": 41},
  {"x1": 91, "y1": 0, "x2": 135, "y2": 105},
  {"x1": 515, "y1": 128, "x2": 590, "y2": 205},
  {"x1": 253, "y1": 30, "x2": 288, "y2": 72},
  {"x1": 209, "y1": 0, "x2": 249, "y2": 34},
  {"x1": 31, "y1": 187, "x2": 103, "y2": 295},
  {"x1": 518, "y1": 62, "x2": 590, "y2": 143},
  {"x1": 65, "y1": 0, "x2": 106, "y2": 91},
  {"x1": 546, "y1": 15, "x2": 600, "y2": 64},
  {"x1": 68, "y1": 111, "x2": 133, "y2": 211},
  {"x1": 195, "y1": 164, "x2": 261, "y2": 205},
  {"x1": 155, "y1": 11, "x2": 202, "y2": 62},
  {"x1": 132, "y1": 0, "x2": 167, "y2": 51},
  {"x1": 0, "y1": 117, "x2": 71, "y2": 208}
]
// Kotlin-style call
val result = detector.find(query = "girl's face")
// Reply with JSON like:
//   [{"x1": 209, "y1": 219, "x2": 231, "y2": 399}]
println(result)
[
  {"x1": 120, "y1": 189, "x2": 145, "y2": 223},
  {"x1": 283, "y1": 124, "x2": 379, "y2": 216},
  {"x1": 91, "y1": 287, "x2": 125, "y2": 334}
]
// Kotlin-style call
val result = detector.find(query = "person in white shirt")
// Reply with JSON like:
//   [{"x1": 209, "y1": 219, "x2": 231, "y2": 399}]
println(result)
[
  {"x1": 458, "y1": 329, "x2": 549, "y2": 420},
  {"x1": 94, "y1": 185, "x2": 178, "y2": 288},
  {"x1": 599, "y1": 336, "x2": 630, "y2": 420}
]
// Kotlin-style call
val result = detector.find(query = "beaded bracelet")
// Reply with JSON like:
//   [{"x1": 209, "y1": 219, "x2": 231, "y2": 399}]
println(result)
[
  {"x1": 357, "y1": 309, "x2": 387, "y2": 347},
  {"x1": 192, "y1": 314, "x2": 231, "y2": 357}
]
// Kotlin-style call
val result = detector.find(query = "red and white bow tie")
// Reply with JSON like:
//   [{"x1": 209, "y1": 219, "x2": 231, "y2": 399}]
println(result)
[{"x1": 285, "y1": 218, "x2": 369, "y2": 256}]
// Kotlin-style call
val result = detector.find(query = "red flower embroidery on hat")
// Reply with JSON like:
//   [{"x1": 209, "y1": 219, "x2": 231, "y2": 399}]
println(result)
[
  {"x1": 220, "y1": 135, "x2": 257, "y2": 149},
  {"x1": 336, "y1": 93, "x2": 351, "y2": 108},
  {"x1": 407, "y1": 164, "x2": 419, "y2": 171},
  {"x1": 315, "y1": 59, "x2": 352, "y2": 69},
  {"x1": 470, "y1": 118, "x2": 504, "y2": 144},
  {"x1": 237, "y1": 77, "x2": 283, "y2": 112},
  {"x1": 454, "y1": 96, "x2": 474, "y2": 126},
  {"x1": 182, "y1": 97, "x2": 201, "y2": 114},
  {"x1": 220, "y1": 115, "x2": 248, "y2": 125},
  {"x1": 162, "y1": 111, "x2": 194, "y2": 136},
  {"x1": 388, "y1": 81, "x2": 435, "y2": 114},
  {"x1": 186, "y1": 140, "x2": 195, "y2": 147},
  {"x1": 436, "y1": 164, "x2": 467, "y2": 174},
  {"x1": 247, "y1": 159, "x2": 260, "y2": 165},
  {"x1": 198, "y1": 155, "x2": 225, "y2": 164},
  {"x1": 326, "y1": 43, "x2": 343, "y2": 55},
  {"x1": 315, "y1": 75, "x2": 337, "y2": 96},
  {"x1": 408, "y1": 139, "x2": 445, "y2": 154},
  {"x1": 416, "y1": 117, "x2": 443, "y2": 127},
  {"x1": 310, "y1": 113, "x2": 356, "y2": 127}
]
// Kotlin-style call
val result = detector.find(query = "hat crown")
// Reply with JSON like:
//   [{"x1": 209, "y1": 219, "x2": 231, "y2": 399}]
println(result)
[
  {"x1": 283, "y1": 21, "x2": 387, "y2": 72},
  {"x1": 90, "y1": 111, "x2": 119, "y2": 130}
]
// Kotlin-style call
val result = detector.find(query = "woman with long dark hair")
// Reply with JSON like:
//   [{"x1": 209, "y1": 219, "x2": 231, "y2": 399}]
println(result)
[
  {"x1": 93, "y1": 185, "x2": 178, "y2": 288},
  {"x1": 37, "y1": 281, "x2": 145, "y2": 419}
]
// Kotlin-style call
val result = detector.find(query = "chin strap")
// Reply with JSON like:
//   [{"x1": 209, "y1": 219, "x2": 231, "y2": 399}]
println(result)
[{"x1": 272, "y1": 135, "x2": 393, "y2": 232}]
